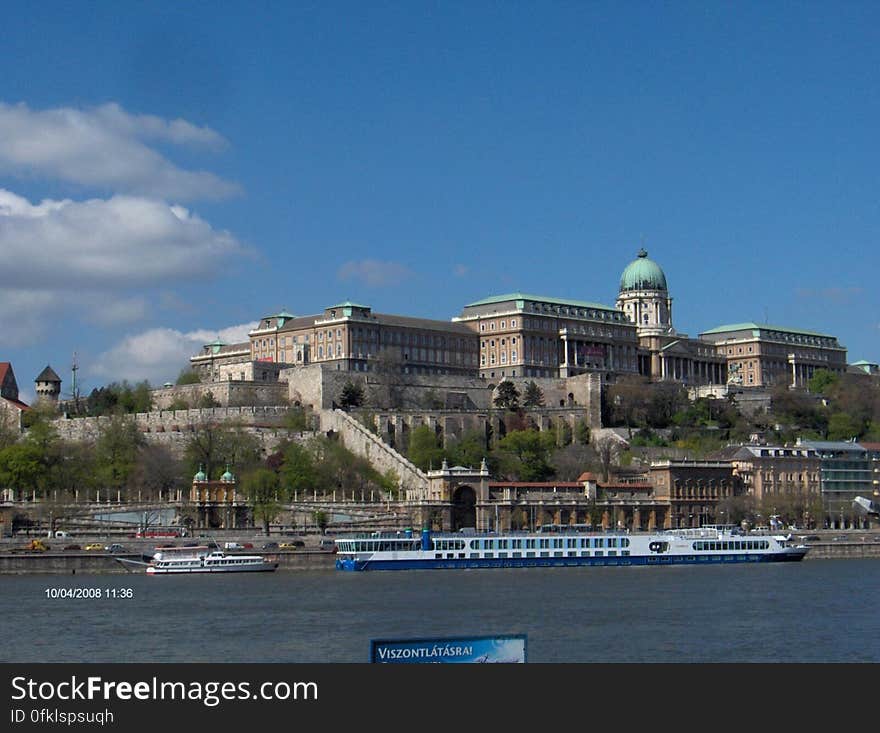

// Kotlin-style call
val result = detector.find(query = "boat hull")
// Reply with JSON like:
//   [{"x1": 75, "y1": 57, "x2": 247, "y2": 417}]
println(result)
[
  {"x1": 146, "y1": 562, "x2": 278, "y2": 575},
  {"x1": 336, "y1": 550, "x2": 807, "y2": 571}
]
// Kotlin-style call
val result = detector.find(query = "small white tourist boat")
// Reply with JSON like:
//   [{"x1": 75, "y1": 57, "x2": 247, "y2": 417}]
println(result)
[{"x1": 116, "y1": 545, "x2": 278, "y2": 574}]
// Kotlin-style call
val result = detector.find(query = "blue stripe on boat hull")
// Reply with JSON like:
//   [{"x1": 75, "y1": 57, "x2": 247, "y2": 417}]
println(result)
[{"x1": 336, "y1": 551, "x2": 807, "y2": 571}]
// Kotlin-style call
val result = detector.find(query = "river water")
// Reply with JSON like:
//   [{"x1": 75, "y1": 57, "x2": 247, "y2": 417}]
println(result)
[{"x1": 3, "y1": 559, "x2": 878, "y2": 663}]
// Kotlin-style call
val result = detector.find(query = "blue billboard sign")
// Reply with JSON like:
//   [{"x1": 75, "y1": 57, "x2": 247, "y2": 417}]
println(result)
[{"x1": 370, "y1": 635, "x2": 527, "y2": 663}]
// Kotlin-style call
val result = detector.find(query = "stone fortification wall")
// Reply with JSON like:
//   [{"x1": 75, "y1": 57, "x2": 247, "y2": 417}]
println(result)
[
  {"x1": 320, "y1": 408, "x2": 429, "y2": 494},
  {"x1": 358, "y1": 407, "x2": 594, "y2": 452},
  {"x1": 150, "y1": 381, "x2": 287, "y2": 410},
  {"x1": 51, "y1": 406, "x2": 296, "y2": 458},
  {"x1": 282, "y1": 365, "x2": 602, "y2": 426}
]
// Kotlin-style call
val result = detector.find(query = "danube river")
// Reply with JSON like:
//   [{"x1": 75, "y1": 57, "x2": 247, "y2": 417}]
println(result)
[{"x1": 2, "y1": 559, "x2": 879, "y2": 663}]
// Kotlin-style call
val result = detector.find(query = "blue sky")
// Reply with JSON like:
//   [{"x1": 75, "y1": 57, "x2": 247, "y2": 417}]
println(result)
[{"x1": 1, "y1": 1, "x2": 878, "y2": 402}]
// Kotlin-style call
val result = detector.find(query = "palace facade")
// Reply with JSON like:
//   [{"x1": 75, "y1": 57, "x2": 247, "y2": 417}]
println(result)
[{"x1": 190, "y1": 249, "x2": 849, "y2": 392}]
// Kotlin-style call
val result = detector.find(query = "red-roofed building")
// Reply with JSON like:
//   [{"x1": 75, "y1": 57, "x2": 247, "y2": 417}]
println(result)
[{"x1": 0, "y1": 362, "x2": 29, "y2": 431}]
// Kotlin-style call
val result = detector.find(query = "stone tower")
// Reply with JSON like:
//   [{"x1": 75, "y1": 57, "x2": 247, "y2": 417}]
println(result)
[{"x1": 34, "y1": 365, "x2": 62, "y2": 403}]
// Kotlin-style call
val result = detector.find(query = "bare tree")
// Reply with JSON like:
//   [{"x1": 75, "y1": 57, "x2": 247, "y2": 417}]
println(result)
[{"x1": 594, "y1": 435, "x2": 623, "y2": 482}]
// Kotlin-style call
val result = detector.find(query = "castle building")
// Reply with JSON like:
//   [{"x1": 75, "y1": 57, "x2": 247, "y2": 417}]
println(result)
[
  {"x1": 212, "y1": 303, "x2": 480, "y2": 380},
  {"x1": 188, "y1": 249, "x2": 849, "y2": 393},
  {"x1": 454, "y1": 293, "x2": 639, "y2": 380},
  {"x1": 616, "y1": 249, "x2": 727, "y2": 385},
  {"x1": 698, "y1": 323, "x2": 847, "y2": 387}
]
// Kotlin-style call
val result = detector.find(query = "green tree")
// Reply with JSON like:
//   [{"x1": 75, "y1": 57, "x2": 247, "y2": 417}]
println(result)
[
  {"x1": 94, "y1": 415, "x2": 145, "y2": 497},
  {"x1": 197, "y1": 390, "x2": 221, "y2": 408},
  {"x1": 493, "y1": 381, "x2": 520, "y2": 410},
  {"x1": 241, "y1": 467, "x2": 282, "y2": 535},
  {"x1": 176, "y1": 368, "x2": 202, "y2": 385},
  {"x1": 339, "y1": 380, "x2": 365, "y2": 410},
  {"x1": 406, "y1": 425, "x2": 444, "y2": 471},
  {"x1": 826, "y1": 412, "x2": 862, "y2": 441},
  {"x1": 574, "y1": 419, "x2": 591, "y2": 445},
  {"x1": 522, "y1": 381, "x2": 545, "y2": 407},
  {"x1": 279, "y1": 440, "x2": 317, "y2": 496},
  {"x1": 496, "y1": 429, "x2": 556, "y2": 481},
  {"x1": 307, "y1": 435, "x2": 395, "y2": 498},
  {"x1": 313, "y1": 510, "x2": 329, "y2": 534},
  {"x1": 808, "y1": 368, "x2": 839, "y2": 395},
  {"x1": 446, "y1": 429, "x2": 489, "y2": 469},
  {"x1": 0, "y1": 442, "x2": 43, "y2": 499}
]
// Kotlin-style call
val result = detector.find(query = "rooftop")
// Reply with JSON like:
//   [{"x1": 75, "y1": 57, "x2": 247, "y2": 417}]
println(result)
[
  {"x1": 464, "y1": 292, "x2": 617, "y2": 312},
  {"x1": 699, "y1": 322, "x2": 835, "y2": 338}
]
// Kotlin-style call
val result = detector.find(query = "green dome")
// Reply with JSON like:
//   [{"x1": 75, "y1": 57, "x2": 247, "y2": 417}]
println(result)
[
  {"x1": 619, "y1": 249, "x2": 667, "y2": 292},
  {"x1": 194, "y1": 465, "x2": 207, "y2": 482},
  {"x1": 221, "y1": 466, "x2": 234, "y2": 482}
]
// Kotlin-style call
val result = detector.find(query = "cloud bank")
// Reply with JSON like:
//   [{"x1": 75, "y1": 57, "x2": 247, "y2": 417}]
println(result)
[
  {"x1": 0, "y1": 189, "x2": 243, "y2": 288},
  {"x1": 91, "y1": 322, "x2": 257, "y2": 385},
  {"x1": 0, "y1": 102, "x2": 239, "y2": 200}
]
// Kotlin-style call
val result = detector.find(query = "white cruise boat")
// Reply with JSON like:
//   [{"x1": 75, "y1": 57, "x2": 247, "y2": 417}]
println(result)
[
  {"x1": 335, "y1": 525, "x2": 808, "y2": 571},
  {"x1": 117, "y1": 545, "x2": 278, "y2": 574}
]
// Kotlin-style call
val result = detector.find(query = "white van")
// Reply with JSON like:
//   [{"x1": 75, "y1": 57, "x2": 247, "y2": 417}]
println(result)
[
  {"x1": 52, "y1": 531, "x2": 70, "y2": 539},
  {"x1": 224, "y1": 542, "x2": 244, "y2": 550}
]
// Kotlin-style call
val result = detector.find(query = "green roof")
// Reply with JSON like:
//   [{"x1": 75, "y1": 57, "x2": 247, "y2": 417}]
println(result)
[
  {"x1": 619, "y1": 249, "x2": 667, "y2": 292},
  {"x1": 464, "y1": 292, "x2": 617, "y2": 312},
  {"x1": 328, "y1": 301, "x2": 370, "y2": 310},
  {"x1": 699, "y1": 322, "x2": 834, "y2": 338}
]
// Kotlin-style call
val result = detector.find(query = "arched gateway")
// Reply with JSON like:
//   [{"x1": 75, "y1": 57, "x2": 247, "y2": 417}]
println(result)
[{"x1": 452, "y1": 485, "x2": 476, "y2": 531}]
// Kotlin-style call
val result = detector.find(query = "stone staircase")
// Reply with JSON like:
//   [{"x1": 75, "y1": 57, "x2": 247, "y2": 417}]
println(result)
[{"x1": 319, "y1": 408, "x2": 429, "y2": 495}]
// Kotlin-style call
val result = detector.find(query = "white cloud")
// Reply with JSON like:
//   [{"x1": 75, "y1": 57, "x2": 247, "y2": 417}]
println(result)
[
  {"x1": 90, "y1": 322, "x2": 257, "y2": 385},
  {"x1": 0, "y1": 189, "x2": 243, "y2": 288},
  {"x1": 337, "y1": 259, "x2": 413, "y2": 287},
  {"x1": 0, "y1": 102, "x2": 240, "y2": 200}
]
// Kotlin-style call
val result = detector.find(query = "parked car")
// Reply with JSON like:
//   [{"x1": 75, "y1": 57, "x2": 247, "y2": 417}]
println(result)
[
  {"x1": 279, "y1": 540, "x2": 304, "y2": 549},
  {"x1": 224, "y1": 542, "x2": 244, "y2": 550},
  {"x1": 63, "y1": 544, "x2": 82, "y2": 551},
  {"x1": 84, "y1": 543, "x2": 105, "y2": 551},
  {"x1": 261, "y1": 542, "x2": 279, "y2": 551},
  {"x1": 242, "y1": 542, "x2": 254, "y2": 549},
  {"x1": 318, "y1": 539, "x2": 337, "y2": 551},
  {"x1": 105, "y1": 544, "x2": 126, "y2": 554}
]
